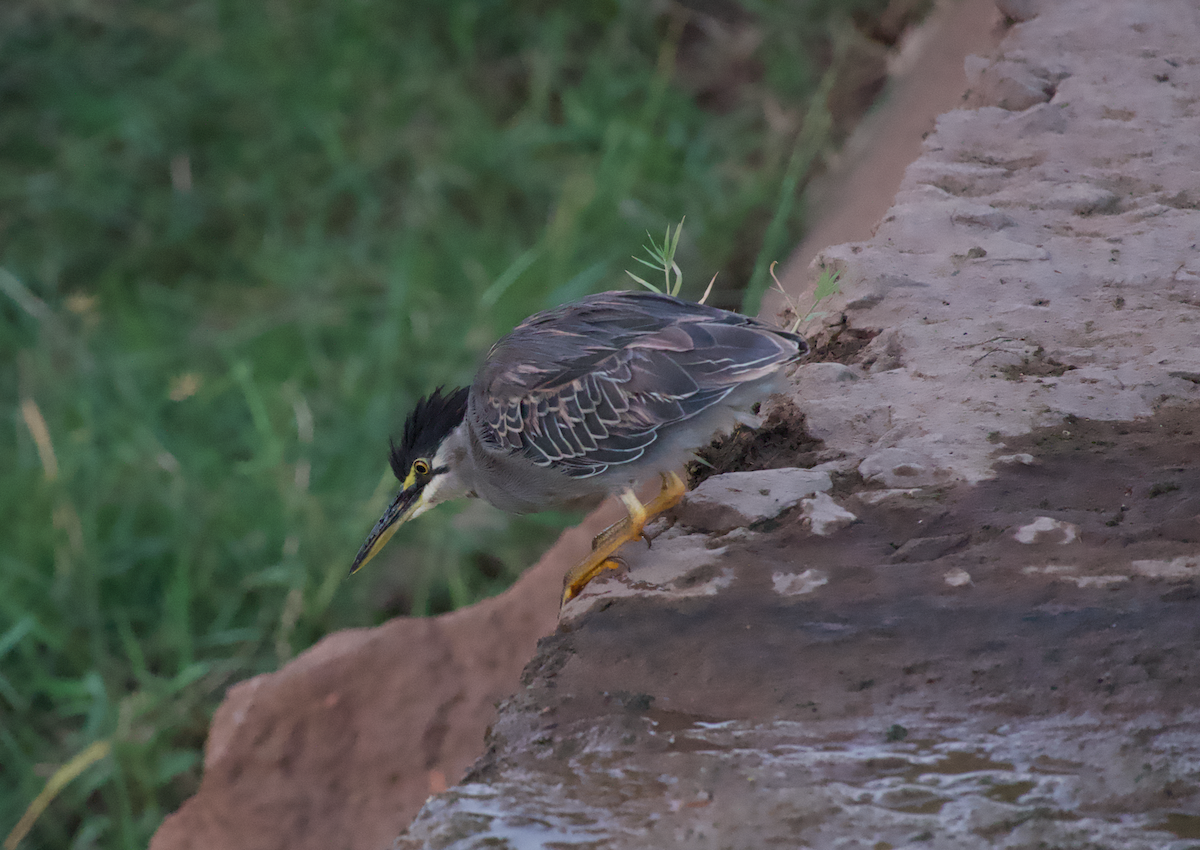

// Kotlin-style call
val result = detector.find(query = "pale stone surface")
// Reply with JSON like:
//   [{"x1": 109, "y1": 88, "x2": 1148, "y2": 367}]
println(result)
[
  {"x1": 771, "y1": 568, "x2": 829, "y2": 596},
  {"x1": 805, "y1": 18, "x2": 1200, "y2": 485},
  {"x1": 1013, "y1": 516, "x2": 1079, "y2": 544},
  {"x1": 994, "y1": 452, "x2": 1034, "y2": 465},
  {"x1": 860, "y1": 447, "x2": 948, "y2": 488},
  {"x1": 799, "y1": 491, "x2": 858, "y2": 536},
  {"x1": 943, "y1": 567, "x2": 973, "y2": 586},
  {"x1": 680, "y1": 467, "x2": 832, "y2": 533},
  {"x1": 556, "y1": 531, "x2": 739, "y2": 619},
  {"x1": 1131, "y1": 556, "x2": 1200, "y2": 579}
]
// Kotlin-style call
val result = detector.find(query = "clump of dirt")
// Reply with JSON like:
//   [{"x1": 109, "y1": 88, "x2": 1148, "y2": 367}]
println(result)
[
  {"x1": 1000, "y1": 346, "x2": 1076, "y2": 380},
  {"x1": 798, "y1": 317, "x2": 881, "y2": 364},
  {"x1": 688, "y1": 397, "x2": 823, "y2": 486}
]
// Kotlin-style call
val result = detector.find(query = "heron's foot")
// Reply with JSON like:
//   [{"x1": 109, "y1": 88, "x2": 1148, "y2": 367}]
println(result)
[
  {"x1": 561, "y1": 557, "x2": 626, "y2": 605},
  {"x1": 564, "y1": 471, "x2": 686, "y2": 606}
]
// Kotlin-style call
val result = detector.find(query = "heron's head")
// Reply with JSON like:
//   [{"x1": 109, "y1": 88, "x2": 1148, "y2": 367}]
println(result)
[{"x1": 349, "y1": 386, "x2": 470, "y2": 574}]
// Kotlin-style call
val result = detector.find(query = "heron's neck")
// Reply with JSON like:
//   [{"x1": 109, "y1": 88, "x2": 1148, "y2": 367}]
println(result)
[{"x1": 424, "y1": 422, "x2": 476, "y2": 506}]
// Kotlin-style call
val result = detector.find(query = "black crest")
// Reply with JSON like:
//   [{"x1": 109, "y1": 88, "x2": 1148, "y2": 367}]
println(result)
[{"x1": 388, "y1": 386, "x2": 469, "y2": 481}]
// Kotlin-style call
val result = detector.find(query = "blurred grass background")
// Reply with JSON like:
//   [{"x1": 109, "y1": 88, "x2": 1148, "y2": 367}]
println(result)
[{"x1": 0, "y1": 0, "x2": 927, "y2": 846}]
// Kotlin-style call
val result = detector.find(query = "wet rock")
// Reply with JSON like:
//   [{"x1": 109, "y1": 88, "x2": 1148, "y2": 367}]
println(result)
[{"x1": 402, "y1": 412, "x2": 1200, "y2": 845}]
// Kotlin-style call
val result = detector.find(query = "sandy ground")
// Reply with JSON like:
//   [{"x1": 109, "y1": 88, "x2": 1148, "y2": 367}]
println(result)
[{"x1": 152, "y1": 0, "x2": 1200, "y2": 847}]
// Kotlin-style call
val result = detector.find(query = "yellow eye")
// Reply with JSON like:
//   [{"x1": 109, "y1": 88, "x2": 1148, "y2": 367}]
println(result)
[{"x1": 412, "y1": 459, "x2": 431, "y2": 477}]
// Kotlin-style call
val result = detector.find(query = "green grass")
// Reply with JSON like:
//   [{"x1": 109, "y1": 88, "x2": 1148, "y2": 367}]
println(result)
[{"x1": 0, "y1": 0, "x2": 911, "y2": 846}]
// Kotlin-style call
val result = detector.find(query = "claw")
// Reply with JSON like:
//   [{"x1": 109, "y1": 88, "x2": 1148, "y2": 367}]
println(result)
[{"x1": 561, "y1": 471, "x2": 686, "y2": 606}]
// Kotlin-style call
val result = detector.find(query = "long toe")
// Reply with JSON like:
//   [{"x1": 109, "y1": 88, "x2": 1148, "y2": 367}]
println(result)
[
  {"x1": 562, "y1": 553, "x2": 626, "y2": 604},
  {"x1": 563, "y1": 472, "x2": 687, "y2": 604}
]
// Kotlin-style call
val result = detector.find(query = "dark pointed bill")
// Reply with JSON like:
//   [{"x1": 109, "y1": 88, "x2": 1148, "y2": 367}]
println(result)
[{"x1": 349, "y1": 486, "x2": 423, "y2": 575}]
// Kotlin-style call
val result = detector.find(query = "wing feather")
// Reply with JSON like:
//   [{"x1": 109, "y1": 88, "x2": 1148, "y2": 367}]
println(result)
[{"x1": 469, "y1": 290, "x2": 805, "y2": 477}]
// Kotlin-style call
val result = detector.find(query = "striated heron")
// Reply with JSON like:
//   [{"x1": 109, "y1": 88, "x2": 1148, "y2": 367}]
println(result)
[{"x1": 350, "y1": 289, "x2": 807, "y2": 604}]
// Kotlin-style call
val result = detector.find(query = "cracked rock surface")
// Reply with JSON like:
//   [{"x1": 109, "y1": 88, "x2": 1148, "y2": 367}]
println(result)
[{"x1": 397, "y1": 0, "x2": 1200, "y2": 846}]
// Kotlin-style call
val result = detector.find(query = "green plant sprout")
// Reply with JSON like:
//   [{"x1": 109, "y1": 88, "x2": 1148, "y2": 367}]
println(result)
[
  {"x1": 626, "y1": 218, "x2": 715, "y2": 304},
  {"x1": 770, "y1": 261, "x2": 841, "y2": 334},
  {"x1": 627, "y1": 218, "x2": 685, "y2": 296}
]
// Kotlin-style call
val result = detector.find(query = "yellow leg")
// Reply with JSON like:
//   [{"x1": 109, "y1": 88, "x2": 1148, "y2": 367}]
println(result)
[
  {"x1": 589, "y1": 470, "x2": 688, "y2": 552},
  {"x1": 562, "y1": 471, "x2": 687, "y2": 605}
]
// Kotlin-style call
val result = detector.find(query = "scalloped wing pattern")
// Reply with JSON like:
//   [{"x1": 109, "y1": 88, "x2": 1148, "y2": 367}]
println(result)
[{"x1": 473, "y1": 291, "x2": 804, "y2": 478}]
